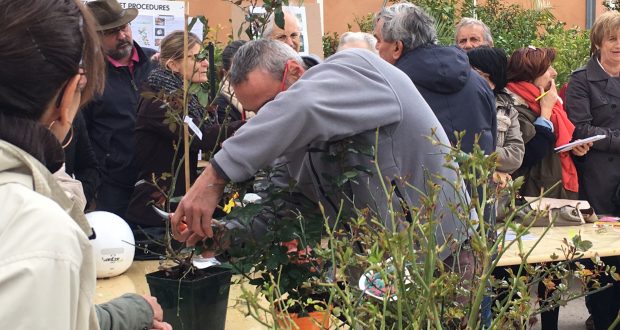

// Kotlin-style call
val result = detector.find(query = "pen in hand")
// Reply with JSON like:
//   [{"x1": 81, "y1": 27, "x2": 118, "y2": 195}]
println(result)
[{"x1": 535, "y1": 90, "x2": 549, "y2": 101}]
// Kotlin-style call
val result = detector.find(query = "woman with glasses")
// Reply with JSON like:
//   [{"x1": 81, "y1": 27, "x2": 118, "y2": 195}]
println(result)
[
  {"x1": 127, "y1": 31, "x2": 244, "y2": 230},
  {"x1": 0, "y1": 0, "x2": 169, "y2": 329},
  {"x1": 565, "y1": 11, "x2": 620, "y2": 330}
]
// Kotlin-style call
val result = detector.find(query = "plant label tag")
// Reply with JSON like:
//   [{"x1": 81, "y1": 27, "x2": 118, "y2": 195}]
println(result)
[{"x1": 184, "y1": 115, "x2": 203, "y2": 140}]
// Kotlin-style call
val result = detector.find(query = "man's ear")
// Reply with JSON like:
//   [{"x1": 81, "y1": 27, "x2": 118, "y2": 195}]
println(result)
[
  {"x1": 393, "y1": 40, "x2": 404, "y2": 61},
  {"x1": 286, "y1": 59, "x2": 306, "y2": 82}
]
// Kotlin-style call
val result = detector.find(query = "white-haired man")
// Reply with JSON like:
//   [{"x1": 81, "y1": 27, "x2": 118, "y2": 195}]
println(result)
[
  {"x1": 455, "y1": 17, "x2": 494, "y2": 51},
  {"x1": 373, "y1": 3, "x2": 496, "y2": 155},
  {"x1": 262, "y1": 9, "x2": 302, "y2": 52}
]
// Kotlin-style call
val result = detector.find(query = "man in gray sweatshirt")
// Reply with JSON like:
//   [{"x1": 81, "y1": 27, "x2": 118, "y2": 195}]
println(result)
[{"x1": 172, "y1": 39, "x2": 472, "y2": 261}]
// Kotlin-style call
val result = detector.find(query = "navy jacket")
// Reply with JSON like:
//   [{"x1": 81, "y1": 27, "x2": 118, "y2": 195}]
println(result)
[
  {"x1": 396, "y1": 45, "x2": 497, "y2": 154},
  {"x1": 82, "y1": 42, "x2": 156, "y2": 188}
]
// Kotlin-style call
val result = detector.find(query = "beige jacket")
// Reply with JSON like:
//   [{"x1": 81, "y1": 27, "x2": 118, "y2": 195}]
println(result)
[
  {"x1": 0, "y1": 140, "x2": 99, "y2": 329},
  {"x1": 0, "y1": 141, "x2": 152, "y2": 330}
]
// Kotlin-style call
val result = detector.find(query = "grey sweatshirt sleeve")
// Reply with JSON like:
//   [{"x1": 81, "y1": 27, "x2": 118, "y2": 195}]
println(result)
[
  {"x1": 213, "y1": 51, "x2": 404, "y2": 182},
  {"x1": 95, "y1": 293, "x2": 153, "y2": 330}
]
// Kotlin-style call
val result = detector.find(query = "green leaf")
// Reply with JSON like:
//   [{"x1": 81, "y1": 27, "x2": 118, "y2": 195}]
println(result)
[
  {"x1": 197, "y1": 90, "x2": 210, "y2": 107},
  {"x1": 188, "y1": 17, "x2": 198, "y2": 31},
  {"x1": 343, "y1": 171, "x2": 359, "y2": 179},
  {"x1": 169, "y1": 196, "x2": 182, "y2": 203},
  {"x1": 168, "y1": 122, "x2": 177, "y2": 133},
  {"x1": 227, "y1": 203, "x2": 264, "y2": 225},
  {"x1": 274, "y1": 10, "x2": 285, "y2": 29},
  {"x1": 188, "y1": 83, "x2": 201, "y2": 95}
]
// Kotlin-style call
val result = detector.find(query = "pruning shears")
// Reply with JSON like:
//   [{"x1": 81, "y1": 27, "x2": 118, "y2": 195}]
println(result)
[{"x1": 151, "y1": 205, "x2": 224, "y2": 233}]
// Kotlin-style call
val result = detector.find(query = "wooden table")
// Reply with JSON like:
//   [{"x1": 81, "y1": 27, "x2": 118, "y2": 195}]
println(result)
[
  {"x1": 95, "y1": 261, "x2": 266, "y2": 330},
  {"x1": 497, "y1": 223, "x2": 620, "y2": 266},
  {"x1": 96, "y1": 224, "x2": 620, "y2": 328}
]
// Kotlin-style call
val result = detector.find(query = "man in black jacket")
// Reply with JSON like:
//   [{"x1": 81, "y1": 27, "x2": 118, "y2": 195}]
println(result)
[
  {"x1": 83, "y1": 0, "x2": 156, "y2": 218},
  {"x1": 373, "y1": 3, "x2": 497, "y2": 155}
]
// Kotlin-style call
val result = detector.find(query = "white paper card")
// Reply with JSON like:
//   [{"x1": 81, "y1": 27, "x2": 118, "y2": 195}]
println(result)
[
  {"x1": 192, "y1": 256, "x2": 221, "y2": 269},
  {"x1": 184, "y1": 115, "x2": 202, "y2": 140}
]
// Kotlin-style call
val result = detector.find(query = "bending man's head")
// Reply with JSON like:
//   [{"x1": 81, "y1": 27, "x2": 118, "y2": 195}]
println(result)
[
  {"x1": 230, "y1": 39, "x2": 305, "y2": 112},
  {"x1": 373, "y1": 3, "x2": 437, "y2": 64}
]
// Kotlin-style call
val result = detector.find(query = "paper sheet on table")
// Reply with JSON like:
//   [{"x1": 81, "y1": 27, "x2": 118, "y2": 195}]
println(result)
[
  {"x1": 554, "y1": 134, "x2": 606, "y2": 153},
  {"x1": 500, "y1": 229, "x2": 538, "y2": 241}
]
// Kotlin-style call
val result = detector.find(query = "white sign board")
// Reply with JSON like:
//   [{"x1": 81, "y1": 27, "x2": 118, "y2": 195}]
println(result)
[{"x1": 83, "y1": 0, "x2": 204, "y2": 50}]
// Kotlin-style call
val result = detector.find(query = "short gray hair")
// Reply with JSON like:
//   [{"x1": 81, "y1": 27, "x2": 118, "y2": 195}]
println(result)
[
  {"x1": 261, "y1": 9, "x2": 301, "y2": 39},
  {"x1": 229, "y1": 39, "x2": 304, "y2": 86},
  {"x1": 375, "y1": 3, "x2": 437, "y2": 51},
  {"x1": 454, "y1": 17, "x2": 494, "y2": 46},
  {"x1": 337, "y1": 32, "x2": 377, "y2": 52}
]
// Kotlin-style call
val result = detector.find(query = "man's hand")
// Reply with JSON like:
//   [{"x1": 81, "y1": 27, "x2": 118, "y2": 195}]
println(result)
[
  {"x1": 171, "y1": 163, "x2": 226, "y2": 242},
  {"x1": 141, "y1": 295, "x2": 172, "y2": 330}
]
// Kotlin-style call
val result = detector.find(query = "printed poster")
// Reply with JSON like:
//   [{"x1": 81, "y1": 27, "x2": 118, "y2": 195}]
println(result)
[{"x1": 83, "y1": 0, "x2": 204, "y2": 49}]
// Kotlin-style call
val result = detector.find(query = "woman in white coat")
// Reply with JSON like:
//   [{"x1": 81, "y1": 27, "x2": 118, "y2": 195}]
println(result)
[{"x1": 0, "y1": 0, "x2": 169, "y2": 329}]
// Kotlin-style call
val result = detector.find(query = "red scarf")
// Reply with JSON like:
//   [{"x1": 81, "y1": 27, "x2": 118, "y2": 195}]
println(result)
[{"x1": 506, "y1": 81, "x2": 578, "y2": 192}]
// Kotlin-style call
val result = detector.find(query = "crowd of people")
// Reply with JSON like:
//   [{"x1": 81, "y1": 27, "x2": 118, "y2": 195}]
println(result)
[{"x1": 2, "y1": 0, "x2": 620, "y2": 329}]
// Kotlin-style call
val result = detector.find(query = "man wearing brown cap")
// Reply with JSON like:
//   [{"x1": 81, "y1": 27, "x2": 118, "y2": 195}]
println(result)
[{"x1": 83, "y1": 0, "x2": 156, "y2": 219}]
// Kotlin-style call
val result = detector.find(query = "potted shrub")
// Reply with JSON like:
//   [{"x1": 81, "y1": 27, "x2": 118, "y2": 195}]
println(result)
[
  {"x1": 145, "y1": 252, "x2": 232, "y2": 330},
  {"x1": 133, "y1": 17, "x2": 235, "y2": 330},
  {"x1": 222, "y1": 166, "x2": 333, "y2": 329},
  {"x1": 141, "y1": 2, "x2": 295, "y2": 328}
]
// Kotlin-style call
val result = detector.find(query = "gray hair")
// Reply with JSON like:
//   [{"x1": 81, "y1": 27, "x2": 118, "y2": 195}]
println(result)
[
  {"x1": 454, "y1": 17, "x2": 494, "y2": 46},
  {"x1": 261, "y1": 8, "x2": 301, "y2": 39},
  {"x1": 229, "y1": 39, "x2": 304, "y2": 86},
  {"x1": 337, "y1": 32, "x2": 378, "y2": 52},
  {"x1": 375, "y1": 3, "x2": 437, "y2": 51}
]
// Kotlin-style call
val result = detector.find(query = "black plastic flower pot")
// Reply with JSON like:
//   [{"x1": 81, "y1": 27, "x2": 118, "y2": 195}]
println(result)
[{"x1": 146, "y1": 266, "x2": 232, "y2": 330}]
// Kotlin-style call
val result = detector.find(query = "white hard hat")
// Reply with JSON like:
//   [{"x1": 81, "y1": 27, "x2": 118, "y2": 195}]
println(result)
[{"x1": 85, "y1": 211, "x2": 135, "y2": 278}]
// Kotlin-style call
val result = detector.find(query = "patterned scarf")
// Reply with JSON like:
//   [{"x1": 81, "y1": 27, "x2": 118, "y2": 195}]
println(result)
[
  {"x1": 147, "y1": 66, "x2": 215, "y2": 124},
  {"x1": 506, "y1": 81, "x2": 578, "y2": 192}
]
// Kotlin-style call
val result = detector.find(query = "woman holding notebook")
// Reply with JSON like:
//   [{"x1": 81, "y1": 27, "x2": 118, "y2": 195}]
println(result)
[{"x1": 506, "y1": 46, "x2": 591, "y2": 200}]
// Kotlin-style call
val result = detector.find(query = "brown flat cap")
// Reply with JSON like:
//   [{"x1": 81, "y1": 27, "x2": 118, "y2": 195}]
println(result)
[{"x1": 87, "y1": 0, "x2": 138, "y2": 31}]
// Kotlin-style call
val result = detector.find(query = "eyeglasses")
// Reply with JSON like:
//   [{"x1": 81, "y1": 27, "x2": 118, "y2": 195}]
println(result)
[
  {"x1": 279, "y1": 61, "x2": 289, "y2": 92},
  {"x1": 274, "y1": 32, "x2": 301, "y2": 42},
  {"x1": 103, "y1": 24, "x2": 130, "y2": 36}
]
